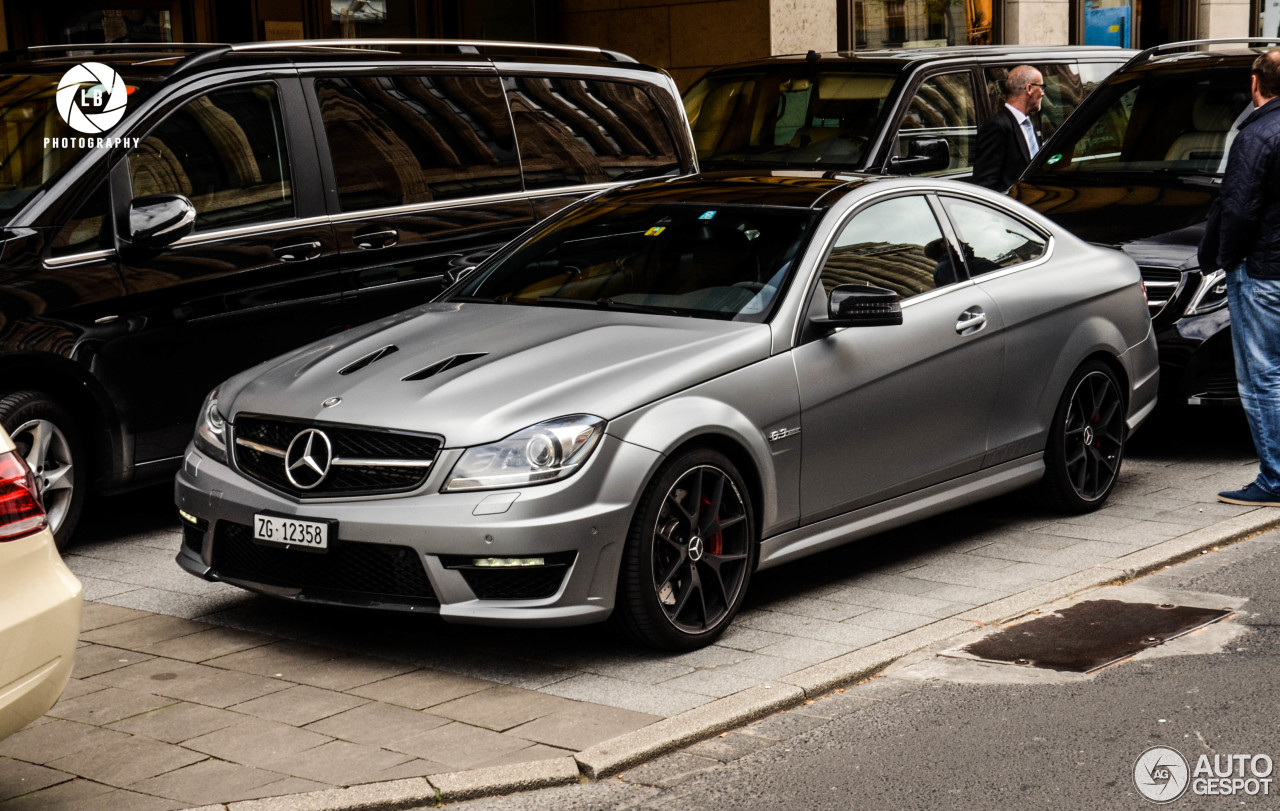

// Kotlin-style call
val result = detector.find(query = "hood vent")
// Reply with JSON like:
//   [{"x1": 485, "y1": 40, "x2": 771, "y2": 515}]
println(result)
[
  {"x1": 339, "y1": 344, "x2": 399, "y2": 376},
  {"x1": 403, "y1": 352, "x2": 487, "y2": 381}
]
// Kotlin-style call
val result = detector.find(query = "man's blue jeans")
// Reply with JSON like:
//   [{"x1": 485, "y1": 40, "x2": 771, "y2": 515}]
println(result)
[{"x1": 1227, "y1": 262, "x2": 1280, "y2": 495}]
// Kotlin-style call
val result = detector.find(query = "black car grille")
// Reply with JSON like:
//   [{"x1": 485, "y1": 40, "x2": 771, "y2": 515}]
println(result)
[
  {"x1": 232, "y1": 415, "x2": 442, "y2": 498},
  {"x1": 1139, "y1": 266, "x2": 1183, "y2": 319},
  {"x1": 212, "y1": 521, "x2": 438, "y2": 604},
  {"x1": 440, "y1": 552, "x2": 576, "y2": 600}
]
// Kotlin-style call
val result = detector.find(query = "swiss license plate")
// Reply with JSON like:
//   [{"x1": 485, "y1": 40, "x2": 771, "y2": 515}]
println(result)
[{"x1": 253, "y1": 513, "x2": 332, "y2": 551}]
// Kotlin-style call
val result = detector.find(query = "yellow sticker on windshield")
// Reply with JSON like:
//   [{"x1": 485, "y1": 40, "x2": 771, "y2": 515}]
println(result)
[{"x1": 645, "y1": 226, "x2": 666, "y2": 237}]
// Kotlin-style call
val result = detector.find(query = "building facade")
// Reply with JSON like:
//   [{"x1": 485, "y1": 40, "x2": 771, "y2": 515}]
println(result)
[{"x1": 0, "y1": 0, "x2": 1257, "y2": 89}]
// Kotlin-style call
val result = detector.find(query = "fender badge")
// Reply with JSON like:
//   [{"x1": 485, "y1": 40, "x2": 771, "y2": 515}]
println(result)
[
  {"x1": 322, "y1": 397, "x2": 342, "y2": 408},
  {"x1": 768, "y1": 427, "x2": 801, "y2": 442}
]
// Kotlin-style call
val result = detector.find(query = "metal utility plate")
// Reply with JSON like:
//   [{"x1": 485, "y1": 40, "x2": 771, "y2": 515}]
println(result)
[{"x1": 960, "y1": 599, "x2": 1232, "y2": 673}]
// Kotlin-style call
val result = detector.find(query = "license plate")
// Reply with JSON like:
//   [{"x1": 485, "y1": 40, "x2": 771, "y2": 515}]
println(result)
[{"x1": 253, "y1": 513, "x2": 332, "y2": 551}]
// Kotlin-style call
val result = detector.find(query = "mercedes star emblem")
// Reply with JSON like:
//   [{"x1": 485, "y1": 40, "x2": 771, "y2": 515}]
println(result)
[{"x1": 284, "y1": 429, "x2": 333, "y2": 490}]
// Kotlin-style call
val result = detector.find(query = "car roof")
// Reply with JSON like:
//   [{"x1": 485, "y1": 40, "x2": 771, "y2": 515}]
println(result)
[
  {"x1": 606, "y1": 171, "x2": 885, "y2": 210},
  {"x1": 703, "y1": 45, "x2": 1137, "y2": 74}
]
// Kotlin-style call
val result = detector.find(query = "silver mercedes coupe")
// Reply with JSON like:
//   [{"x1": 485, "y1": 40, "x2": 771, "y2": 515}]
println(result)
[{"x1": 175, "y1": 172, "x2": 1159, "y2": 650}]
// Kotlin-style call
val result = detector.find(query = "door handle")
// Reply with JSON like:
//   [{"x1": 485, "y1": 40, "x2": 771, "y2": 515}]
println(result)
[
  {"x1": 956, "y1": 307, "x2": 987, "y2": 335},
  {"x1": 273, "y1": 239, "x2": 322, "y2": 262},
  {"x1": 353, "y1": 227, "x2": 399, "y2": 250}
]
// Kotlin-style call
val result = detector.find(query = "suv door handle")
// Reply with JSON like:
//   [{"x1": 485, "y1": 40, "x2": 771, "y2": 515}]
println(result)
[
  {"x1": 353, "y1": 227, "x2": 399, "y2": 250},
  {"x1": 273, "y1": 239, "x2": 322, "y2": 262},
  {"x1": 956, "y1": 307, "x2": 987, "y2": 335}
]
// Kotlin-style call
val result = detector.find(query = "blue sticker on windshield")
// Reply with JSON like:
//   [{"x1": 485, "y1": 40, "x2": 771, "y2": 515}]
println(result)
[{"x1": 698, "y1": 210, "x2": 717, "y2": 220}]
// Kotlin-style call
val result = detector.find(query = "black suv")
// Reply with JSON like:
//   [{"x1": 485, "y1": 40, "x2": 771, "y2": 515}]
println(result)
[
  {"x1": 1013, "y1": 40, "x2": 1272, "y2": 412},
  {"x1": 683, "y1": 46, "x2": 1132, "y2": 178},
  {"x1": 0, "y1": 40, "x2": 695, "y2": 545}
]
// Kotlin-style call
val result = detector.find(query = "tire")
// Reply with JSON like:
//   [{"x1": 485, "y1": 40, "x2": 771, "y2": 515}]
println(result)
[
  {"x1": 612, "y1": 449, "x2": 756, "y2": 651},
  {"x1": 1035, "y1": 360, "x2": 1126, "y2": 514},
  {"x1": 0, "y1": 391, "x2": 87, "y2": 549}
]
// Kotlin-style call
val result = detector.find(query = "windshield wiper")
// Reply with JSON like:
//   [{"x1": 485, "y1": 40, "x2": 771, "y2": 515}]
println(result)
[{"x1": 536, "y1": 296, "x2": 685, "y2": 316}]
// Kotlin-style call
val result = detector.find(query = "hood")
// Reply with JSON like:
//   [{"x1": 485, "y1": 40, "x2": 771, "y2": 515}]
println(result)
[
  {"x1": 1013, "y1": 175, "x2": 1215, "y2": 268},
  {"x1": 222, "y1": 303, "x2": 772, "y2": 448}
]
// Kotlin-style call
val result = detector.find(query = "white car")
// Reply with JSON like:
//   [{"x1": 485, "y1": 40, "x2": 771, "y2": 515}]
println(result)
[{"x1": 0, "y1": 424, "x2": 81, "y2": 741}]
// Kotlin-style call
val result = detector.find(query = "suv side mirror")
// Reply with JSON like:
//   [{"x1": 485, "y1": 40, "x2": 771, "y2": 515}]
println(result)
[
  {"x1": 127, "y1": 194, "x2": 196, "y2": 249},
  {"x1": 811, "y1": 284, "x2": 903, "y2": 328},
  {"x1": 889, "y1": 137, "x2": 950, "y2": 174}
]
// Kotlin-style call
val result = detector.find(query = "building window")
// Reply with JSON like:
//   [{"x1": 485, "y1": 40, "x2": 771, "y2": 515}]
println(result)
[
  {"x1": 331, "y1": 0, "x2": 417, "y2": 38},
  {"x1": 840, "y1": 0, "x2": 994, "y2": 49}
]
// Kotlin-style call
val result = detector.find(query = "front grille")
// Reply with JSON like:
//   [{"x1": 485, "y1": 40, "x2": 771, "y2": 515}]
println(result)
[
  {"x1": 440, "y1": 553, "x2": 575, "y2": 600},
  {"x1": 232, "y1": 415, "x2": 442, "y2": 498},
  {"x1": 212, "y1": 521, "x2": 438, "y2": 604},
  {"x1": 1139, "y1": 266, "x2": 1183, "y2": 319}
]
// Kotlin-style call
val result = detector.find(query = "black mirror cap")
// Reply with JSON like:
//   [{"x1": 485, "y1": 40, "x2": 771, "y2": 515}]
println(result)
[
  {"x1": 888, "y1": 137, "x2": 950, "y2": 174},
  {"x1": 811, "y1": 283, "x2": 903, "y2": 328},
  {"x1": 127, "y1": 194, "x2": 196, "y2": 249}
]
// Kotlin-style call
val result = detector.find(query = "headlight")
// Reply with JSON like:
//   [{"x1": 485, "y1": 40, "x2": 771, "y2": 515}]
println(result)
[
  {"x1": 444, "y1": 415, "x2": 605, "y2": 492},
  {"x1": 1185, "y1": 269, "x2": 1228, "y2": 316},
  {"x1": 194, "y1": 387, "x2": 228, "y2": 463}
]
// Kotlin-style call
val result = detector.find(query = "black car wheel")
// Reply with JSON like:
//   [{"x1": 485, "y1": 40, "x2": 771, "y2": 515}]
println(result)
[
  {"x1": 1037, "y1": 360, "x2": 1126, "y2": 513},
  {"x1": 0, "y1": 391, "x2": 86, "y2": 549},
  {"x1": 614, "y1": 449, "x2": 755, "y2": 650}
]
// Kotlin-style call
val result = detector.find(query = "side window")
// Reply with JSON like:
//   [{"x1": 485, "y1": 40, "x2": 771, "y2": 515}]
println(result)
[
  {"x1": 315, "y1": 73, "x2": 521, "y2": 210},
  {"x1": 129, "y1": 84, "x2": 292, "y2": 231},
  {"x1": 820, "y1": 195, "x2": 957, "y2": 299},
  {"x1": 984, "y1": 63, "x2": 1084, "y2": 143},
  {"x1": 942, "y1": 197, "x2": 1047, "y2": 275},
  {"x1": 896, "y1": 72, "x2": 979, "y2": 174},
  {"x1": 506, "y1": 76, "x2": 681, "y2": 189},
  {"x1": 50, "y1": 182, "x2": 110, "y2": 257}
]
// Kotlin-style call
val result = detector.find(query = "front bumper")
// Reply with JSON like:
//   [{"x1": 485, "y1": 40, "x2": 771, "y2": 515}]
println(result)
[{"x1": 175, "y1": 434, "x2": 660, "y2": 627}]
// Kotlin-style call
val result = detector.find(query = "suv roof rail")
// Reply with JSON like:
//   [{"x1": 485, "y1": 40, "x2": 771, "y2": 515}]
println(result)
[
  {"x1": 1124, "y1": 37, "x2": 1280, "y2": 69},
  {"x1": 0, "y1": 42, "x2": 222, "y2": 63},
  {"x1": 228, "y1": 38, "x2": 638, "y2": 63}
]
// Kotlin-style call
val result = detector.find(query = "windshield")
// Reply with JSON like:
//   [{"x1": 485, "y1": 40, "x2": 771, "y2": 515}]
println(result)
[
  {"x1": 452, "y1": 201, "x2": 821, "y2": 322},
  {"x1": 1027, "y1": 64, "x2": 1252, "y2": 178},
  {"x1": 683, "y1": 68, "x2": 901, "y2": 170}
]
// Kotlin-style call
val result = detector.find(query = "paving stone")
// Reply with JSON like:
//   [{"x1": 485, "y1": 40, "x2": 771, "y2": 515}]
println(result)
[
  {"x1": 713, "y1": 626, "x2": 792, "y2": 652},
  {"x1": 182, "y1": 718, "x2": 332, "y2": 766},
  {"x1": 76, "y1": 576, "x2": 143, "y2": 602},
  {"x1": 752, "y1": 636, "x2": 857, "y2": 664},
  {"x1": 577, "y1": 657, "x2": 695, "y2": 685},
  {"x1": 56, "y1": 678, "x2": 107, "y2": 701},
  {"x1": 684, "y1": 730, "x2": 778, "y2": 763},
  {"x1": 77, "y1": 602, "x2": 149, "y2": 633},
  {"x1": 896, "y1": 565, "x2": 1039, "y2": 591},
  {"x1": 0, "y1": 758, "x2": 73, "y2": 801},
  {"x1": 0, "y1": 719, "x2": 130, "y2": 764},
  {"x1": 819, "y1": 587, "x2": 960, "y2": 616},
  {"x1": 98, "y1": 588, "x2": 253, "y2": 620},
  {"x1": 847, "y1": 609, "x2": 934, "y2": 634},
  {"x1": 848, "y1": 573, "x2": 942, "y2": 595},
  {"x1": 44, "y1": 734, "x2": 205, "y2": 787},
  {"x1": 505, "y1": 703, "x2": 660, "y2": 751},
  {"x1": 538, "y1": 674, "x2": 706, "y2": 717},
  {"x1": 416, "y1": 651, "x2": 573, "y2": 691},
  {"x1": 921, "y1": 583, "x2": 1010, "y2": 604},
  {"x1": 303, "y1": 702, "x2": 450, "y2": 747},
  {"x1": 698, "y1": 651, "x2": 808, "y2": 682},
  {"x1": 657, "y1": 645, "x2": 751, "y2": 669},
  {"x1": 761, "y1": 596, "x2": 873, "y2": 622},
  {"x1": 737, "y1": 610, "x2": 895, "y2": 647},
  {"x1": 126, "y1": 758, "x2": 293, "y2": 805},
  {"x1": 740, "y1": 710, "x2": 828, "y2": 741},
  {"x1": 69, "y1": 644, "x2": 155, "y2": 679},
  {"x1": 657, "y1": 669, "x2": 765, "y2": 698},
  {"x1": 140, "y1": 627, "x2": 276, "y2": 663},
  {"x1": 618, "y1": 752, "x2": 721, "y2": 788},
  {"x1": 384, "y1": 721, "x2": 534, "y2": 770},
  {"x1": 46, "y1": 685, "x2": 173, "y2": 726},
  {"x1": 80, "y1": 614, "x2": 209, "y2": 650},
  {"x1": 0, "y1": 779, "x2": 180, "y2": 811},
  {"x1": 429, "y1": 684, "x2": 578, "y2": 732},
  {"x1": 997, "y1": 562, "x2": 1079, "y2": 582},
  {"x1": 258, "y1": 739, "x2": 414, "y2": 786},
  {"x1": 469, "y1": 744, "x2": 576, "y2": 770},
  {"x1": 229, "y1": 685, "x2": 369, "y2": 727},
  {"x1": 207, "y1": 642, "x2": 417, "y2": 691},
  {"x1": 89, "y1": 657, "x2": 290, "y2": 708},
  {"x1": 349, "y1": 669, "x2": 495, "y2": 710},
  {"x1": 108, "y1": 701, "x2": 244, "y2": 744}
]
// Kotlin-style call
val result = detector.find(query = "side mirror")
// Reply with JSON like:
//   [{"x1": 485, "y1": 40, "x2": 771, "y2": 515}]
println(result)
[
  {"x1": 889, "y1": 137, "x2": 950, "y2": 174},
  {"x1": 811, "y1": 284, "x2": 903, "y2": 328},
  {"x1": 127, "y1": 194, "x2": 196, "y2": 249}
]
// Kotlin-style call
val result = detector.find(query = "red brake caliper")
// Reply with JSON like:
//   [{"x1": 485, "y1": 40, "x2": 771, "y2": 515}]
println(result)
[{"x1": 702, "y1": 496, "x2": 723, "y2": 556}]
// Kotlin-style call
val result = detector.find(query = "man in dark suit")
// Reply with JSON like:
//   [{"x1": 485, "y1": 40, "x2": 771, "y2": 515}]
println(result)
[{"x1": 971, "y1": 65, "x2": 1045, "y2": 192}]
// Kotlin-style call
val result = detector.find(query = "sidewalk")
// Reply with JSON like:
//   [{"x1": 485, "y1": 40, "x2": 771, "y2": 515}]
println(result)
[{"x1": 1, "y1": 423, "x2": 1277, "y2": 810}]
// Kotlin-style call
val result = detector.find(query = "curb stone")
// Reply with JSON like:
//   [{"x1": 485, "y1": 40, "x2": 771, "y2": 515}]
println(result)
[{"x1": 178, "y1": 509, "x2": 1280, "y2": 810}]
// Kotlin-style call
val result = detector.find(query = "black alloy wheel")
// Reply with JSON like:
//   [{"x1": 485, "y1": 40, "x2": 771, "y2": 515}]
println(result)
[
  {"x1": 614, "y1": 449, "x2": 755, "y2": 650},
  {"x1": 1037, "y1": 360, "x2": 1126, "y2": 513}
]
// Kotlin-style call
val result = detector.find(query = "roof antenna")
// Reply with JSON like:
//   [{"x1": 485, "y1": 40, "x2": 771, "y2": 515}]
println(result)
[{"x1": 806, "y1": 49, "x2": 820, "y2": 62}]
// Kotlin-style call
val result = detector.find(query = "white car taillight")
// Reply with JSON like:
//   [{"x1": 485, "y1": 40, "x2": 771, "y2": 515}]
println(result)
[{"x1": 0, "y1": 450, "x2": 47, "y2": 541}]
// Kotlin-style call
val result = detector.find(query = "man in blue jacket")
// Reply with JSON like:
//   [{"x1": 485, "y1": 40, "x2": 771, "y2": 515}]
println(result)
[{"x1": 1204, "y1": 48, "x2": 1280, "y2": 507}]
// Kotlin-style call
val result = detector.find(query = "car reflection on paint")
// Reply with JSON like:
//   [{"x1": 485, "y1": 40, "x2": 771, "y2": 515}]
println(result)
[{"x1": 175, "y1": 171, "x2": 1159, "y2": 650}]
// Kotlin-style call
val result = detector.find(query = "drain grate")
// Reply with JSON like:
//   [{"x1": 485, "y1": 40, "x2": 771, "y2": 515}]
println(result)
[{"x1": 961, "y1": 599, "x2": 1232, "y2": 673}]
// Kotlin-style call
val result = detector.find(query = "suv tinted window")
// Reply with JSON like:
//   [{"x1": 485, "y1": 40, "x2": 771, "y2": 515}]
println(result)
[
  {"x1": 129, "y1": 83, "x2": 293, "y2": 230},
  {"x1": 50, "y1": 182, "x2": 110, "y2": 257},
  {"x1": 316, "y1": 73, "x2": 522, "y2": 208},
  {"x1": 896, "y1": 72, "x2": 979, "y2": 175},
  {"x1": 506, "y1": 76, "x2": 681, "y2": 189}
]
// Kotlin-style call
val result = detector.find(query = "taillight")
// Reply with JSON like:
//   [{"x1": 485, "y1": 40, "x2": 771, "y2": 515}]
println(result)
[{"x1": 0, "y1": 450, "x2": 47, "y2": 541}]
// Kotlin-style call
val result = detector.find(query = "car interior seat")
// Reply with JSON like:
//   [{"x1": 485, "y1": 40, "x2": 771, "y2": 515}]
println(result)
[{"x1": 1164, "y1": 93, "x2": 1245, "y2": 162}]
